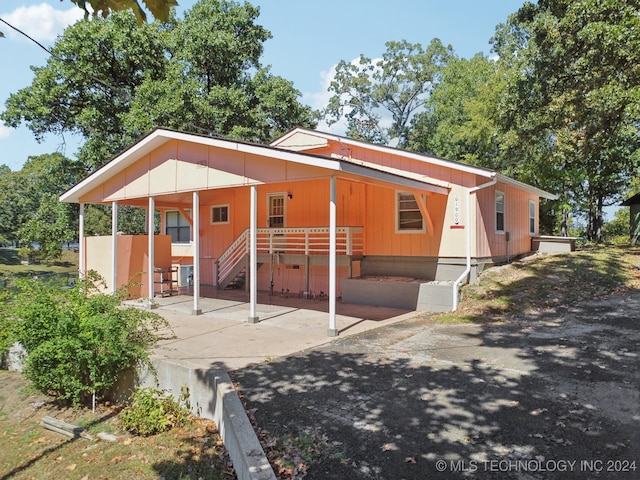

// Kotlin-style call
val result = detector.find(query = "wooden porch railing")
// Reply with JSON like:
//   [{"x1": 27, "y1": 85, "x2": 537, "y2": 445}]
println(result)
[{"x1": 215, "y1": 226, "x2": 363, "y2": 286}]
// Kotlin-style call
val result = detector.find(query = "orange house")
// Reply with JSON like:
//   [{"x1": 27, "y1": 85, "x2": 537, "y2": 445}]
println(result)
[{"x1": 60, "y1": 128, "x2": 556, "y2": 335}]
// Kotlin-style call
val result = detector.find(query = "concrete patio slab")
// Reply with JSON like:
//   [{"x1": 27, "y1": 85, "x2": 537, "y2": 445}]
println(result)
[{"x1": 138, "y1": 292, "x2": 417, "y2": 371}]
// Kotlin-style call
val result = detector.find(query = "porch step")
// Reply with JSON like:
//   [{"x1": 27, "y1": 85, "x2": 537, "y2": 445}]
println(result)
[{"x1": 225, "y1": 268, "x2": 246, "y2": 289}]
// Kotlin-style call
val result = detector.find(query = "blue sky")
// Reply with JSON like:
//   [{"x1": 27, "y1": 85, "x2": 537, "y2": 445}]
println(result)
[{"x1": 0, "y1": 0, "x2": 525, "y2": 171}]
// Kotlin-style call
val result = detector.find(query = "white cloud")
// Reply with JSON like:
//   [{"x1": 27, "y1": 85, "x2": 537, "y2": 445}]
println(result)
[
  {"x1": 0, "y1": 124, "x2": 12, "y2": 139},
  {"x1": 302, "y1": 64, "x2": 348, "y2": 135},
  {"x1": 303, "y1": 57, "x2": 395, "y2": 139},
  {"x1": 1, "y1": 3, "x2": 83, "y2": 43}
]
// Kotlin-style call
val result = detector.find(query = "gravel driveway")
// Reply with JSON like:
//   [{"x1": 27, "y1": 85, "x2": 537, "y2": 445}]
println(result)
[{"x1": 232, "y1": 290, "x2": 640, "y2": 479}]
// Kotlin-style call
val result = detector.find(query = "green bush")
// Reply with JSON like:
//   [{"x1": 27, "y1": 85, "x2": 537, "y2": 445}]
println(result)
[
  {"x1": 3, "y1": 273, "x2": 171, "y2": 405},
  {"x1": 120, "y1": 386, "x2": 191, "y2": 436}
]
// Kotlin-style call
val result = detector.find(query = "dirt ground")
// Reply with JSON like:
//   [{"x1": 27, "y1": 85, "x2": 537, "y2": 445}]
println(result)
[{"x1": 232, "y1": 289, "x2": 640, "y2": 479}]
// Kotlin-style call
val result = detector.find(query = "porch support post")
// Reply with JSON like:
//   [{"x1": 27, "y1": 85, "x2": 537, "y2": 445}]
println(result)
[
  {"x1": 192, "y1": 191, "x2": 202, "y2": 315},
  {"x1": 328, "y1": 176, "x2": 338, "y2": 337},
  {"x1": 147, "y1": 196, "x2": 157, "y2": 309},
  {"x1": 248, "y1": 185, "x2": 259, "y2": 323},
  {"x1": 78, "y1": 203, "x2": 85, "y2": 279},
  {"x1": 111, "y1": 201, "x2": 118, "y2": 295}
]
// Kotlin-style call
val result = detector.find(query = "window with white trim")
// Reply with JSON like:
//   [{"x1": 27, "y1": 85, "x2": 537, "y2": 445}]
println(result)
[
  {"x1": 211, "y1": 204, "x2": 229, "y2": 224},
  {"x1": 166, "y1": 210, "x2": 191, "y2": 243},
  {"x1": 495, "y1": 191, "x2": 505, "y2": 233},
  {"x1": 396, "y1": 191, "x2": 424, "y2": 232},
  {"x1": 529, "y1": 200, "x2": 536, "y2": 235}
]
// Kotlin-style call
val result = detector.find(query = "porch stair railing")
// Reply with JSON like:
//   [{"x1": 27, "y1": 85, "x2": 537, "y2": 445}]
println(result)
[{"x1": 215, "y1": 226, "x2": 363, "y2": 288}]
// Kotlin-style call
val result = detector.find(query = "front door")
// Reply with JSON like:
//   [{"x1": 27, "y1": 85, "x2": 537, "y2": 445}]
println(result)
[
  {"x1": 268, "y1": 193, "x2": 286, "y2": 255},
  {"x1": 268, "y1": 194, "x2": 285, "y2": 228}
]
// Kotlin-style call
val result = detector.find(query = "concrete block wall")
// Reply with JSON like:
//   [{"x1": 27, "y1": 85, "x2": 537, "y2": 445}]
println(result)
[{"x1": 342, "y1": 278, "x2": 454, "y2": 312}]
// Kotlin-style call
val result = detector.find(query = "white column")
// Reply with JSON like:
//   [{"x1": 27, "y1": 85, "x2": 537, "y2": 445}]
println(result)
[
  {"x1": 248, "y1": 185, "x2": 259, "y2": 323},
  {"x1": 111, "y1": 201, "x2": 118, "y2": 295},
  {"x1": 328, "y1": 176, "x2": 338, "y2": 336},
  {"x1": 192, "y1": 191, "x2": 202, "y2": 315},
  {"x1": 148, "y1": 196, "x2": 156, "y2": 308},
  {"x1": 78, "y1": 203, "x2": 85, "y2": 279}
]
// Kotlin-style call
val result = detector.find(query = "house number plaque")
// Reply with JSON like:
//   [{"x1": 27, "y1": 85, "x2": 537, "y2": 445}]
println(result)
[{"x1": 451, "y1": 195, "x2": 464, "y2": 229}]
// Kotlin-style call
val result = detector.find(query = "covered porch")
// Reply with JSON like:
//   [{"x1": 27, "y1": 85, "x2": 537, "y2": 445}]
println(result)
[{"x1": 61, "y1": 129, "x2": 450, "y2": 336}]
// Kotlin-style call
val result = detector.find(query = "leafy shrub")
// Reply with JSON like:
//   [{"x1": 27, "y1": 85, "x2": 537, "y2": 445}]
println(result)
[
  {"x1": 4, "y1": 273, "x2": 171, "y2": 405},
  {"x1": 120, "y1": 386, "x2": 191, "y2": 436}
]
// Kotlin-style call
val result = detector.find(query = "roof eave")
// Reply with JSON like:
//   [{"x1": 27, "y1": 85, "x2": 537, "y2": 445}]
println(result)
[{"x1": 497, "y1": 174, "x2": 558, "y2": 200}]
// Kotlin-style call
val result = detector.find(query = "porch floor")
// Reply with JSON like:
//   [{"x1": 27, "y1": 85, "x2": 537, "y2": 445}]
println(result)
[{"x1": 131, "y1": 287, "x2": 416, "y2": 371}]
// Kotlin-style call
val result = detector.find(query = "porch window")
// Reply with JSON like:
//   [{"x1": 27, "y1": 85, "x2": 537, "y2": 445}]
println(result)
[
  {"x1": 211, "y1": 204, "x2": 229, "y2": 224},
  {"x1": 166, "y1": 210, "x2": 191, "y2": 243},
  {"x1": 495, "y1": 191, "x2": 505, "y2": 233},
  {"x1": 396, "y1": 191, "x2": 424, "y2": 232},
  {"x1": 529, "y1": 200, "x2": 536, "y2": 235}
]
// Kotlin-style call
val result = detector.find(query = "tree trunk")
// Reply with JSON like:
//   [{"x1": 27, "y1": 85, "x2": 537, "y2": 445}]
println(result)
[{"x1": 561, "y1": 208, "x2": 569, "y2": 237}]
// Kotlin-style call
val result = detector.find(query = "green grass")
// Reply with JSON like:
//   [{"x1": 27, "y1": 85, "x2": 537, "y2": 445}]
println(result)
[
  {"x1": 433, "y1": 244, "x2": 640, "y2": 323},
  {"x1": 0, "y1": 371, "x2": 234, "y2": 480},
  {"x1": 0, "y1": 248, "x2": 78, "y2": 279}
]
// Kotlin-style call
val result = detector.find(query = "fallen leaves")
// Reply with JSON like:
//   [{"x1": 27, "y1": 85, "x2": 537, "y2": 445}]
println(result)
[{"x1": 29, "y1": 436, "x2": 47, "y2": 446}]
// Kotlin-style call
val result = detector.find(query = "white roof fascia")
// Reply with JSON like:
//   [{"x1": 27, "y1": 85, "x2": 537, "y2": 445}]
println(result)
[
  {"x1": 275, "y1": 128, "x2": 495, "y2": 178},
  {"x1": 496, "y1": 174, "x2": 558, "y2": 200},
  {"x1": 60, "y1": 128, "x2": 450, "y2": 203},
  {"x1": 275, "y1": 128, "x2": 558, "y2": 200},
  {"x1": 60, "y1": 129, "x2": 347, "y2": 203}
]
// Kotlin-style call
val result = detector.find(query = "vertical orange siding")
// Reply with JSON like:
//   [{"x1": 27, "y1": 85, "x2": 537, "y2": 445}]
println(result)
[{"x1": 475, "y1": 183, "x2": 538, "y2": 259}]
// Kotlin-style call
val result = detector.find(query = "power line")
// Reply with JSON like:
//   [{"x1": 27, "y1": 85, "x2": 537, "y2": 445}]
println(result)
[
  {"x1": 0, "y1": 16, "x2": 119, "y2": 93},
  {"x1": 0, "y1": 16, "x2": 216, "y2": 138}
]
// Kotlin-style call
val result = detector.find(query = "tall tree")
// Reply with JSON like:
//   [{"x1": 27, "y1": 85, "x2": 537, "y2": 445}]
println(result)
[
  {"x1": 0, "y1": 153, "x2": 83, "y2": 249},
  {"x1": 496, "y1": 0, "x2": 640, "y2": 240},
  {"x1": 408, "y1": 53, "x2": 508, "y2": 170},
  {"x1": 2, "y1": 0, "x2": 317, "y2": 171},
  {"x1": 2, "y1": 12, "x2": 169, "y2": 170},
  {"x1": 125, "y1": 0, "x2": 315, "y2": 144},
  {"x1": 325, "y1": 39, "x2": 453, "y2": 146}
]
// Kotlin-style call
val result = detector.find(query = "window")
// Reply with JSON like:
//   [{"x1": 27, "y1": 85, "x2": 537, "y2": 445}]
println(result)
[
  {"x1": 166, "y1": 210, "x2": 191, "y2": 243},
  {"x1": 211, "y1": 205, "x2": 229, "y2": 224},
  {"x1": 495, "y1": 191, "x2": 505, "y2": 233},
  {"x1": 529, "y1": 200, "x2": 536, "y2": 235},
  {"x1": 397, "y1": 191, "x2": 424, "y2": 232}
]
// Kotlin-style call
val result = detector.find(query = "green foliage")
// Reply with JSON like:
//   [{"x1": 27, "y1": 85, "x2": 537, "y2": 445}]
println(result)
[
  {"x1": 0, "y1": 288, "x2": 11, "y2": 354},
  {"x1": 408, "y1": 53, "x2": 508, "y2": 169},
  {"x1": 4, "y1": 274, "x2": 171, "y2": 405},
  {"x1": 0, "y1": 154, "x2": 83, "y2": 249},
  {"x1": 496, "y1": 0, "x2": 640, "y2": 241},
  {"x1": 325, "y1": 39, "x2": 453, "y2": 146},
  {"x1": 603, "y1": 207, "x2": 631, "y2": 243},
  {"x1": 2, "y1": 2, "x2": 316, "y2": 172},
  {"x1": 18, "y1": 194, "x2": 75, "y2": 264},
  {"x1": 120, "y1": 386, "x2": 191, "y2": 436}
]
